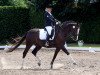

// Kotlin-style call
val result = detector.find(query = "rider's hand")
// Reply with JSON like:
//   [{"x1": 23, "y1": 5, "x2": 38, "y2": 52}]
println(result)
[
  {"x1": 55, "y1": 19, "x2": 59, "y2": 22},
  {"x1": 56, "y1": 21, "x2": 61, "y2": 25},
  {"x1": 56, "y1": 22, "x2": 59, "y2": 25}
]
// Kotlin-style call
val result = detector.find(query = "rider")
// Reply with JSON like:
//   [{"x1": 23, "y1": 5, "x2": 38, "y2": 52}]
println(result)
[{"x1": 44, "y1": 4, "x2": 57, "y2": 46}]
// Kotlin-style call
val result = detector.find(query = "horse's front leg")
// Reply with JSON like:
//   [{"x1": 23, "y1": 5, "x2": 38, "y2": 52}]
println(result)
[
  {"x1": 61, "y1": 46, "x2": 77, "y2": 65},
  {"x1": 50, "y1": 48, "x2": 60, "y2": 69}
]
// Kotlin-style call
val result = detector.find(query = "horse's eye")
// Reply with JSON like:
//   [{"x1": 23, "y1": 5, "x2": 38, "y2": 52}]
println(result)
[{"x1": 73, "y1": 26, "x2": 75, "y2": 29}]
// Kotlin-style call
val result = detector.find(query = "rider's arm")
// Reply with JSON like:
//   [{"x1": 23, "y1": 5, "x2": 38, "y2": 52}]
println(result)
[
  {"x1": 44, "y1": 12, "x2": 55, "y2": 22},
  {"x1": 47, "y1": 15, "x2": 55, "y2": 22}
]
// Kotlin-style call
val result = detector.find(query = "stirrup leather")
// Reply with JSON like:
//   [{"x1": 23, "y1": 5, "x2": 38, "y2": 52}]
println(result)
[{"x1": 45, "y1": 41, "x2": 49, "y2": 47}]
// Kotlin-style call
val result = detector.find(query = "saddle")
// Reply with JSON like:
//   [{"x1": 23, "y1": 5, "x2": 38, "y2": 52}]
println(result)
[
  {"x1": 44, "y1": 28, "x2": 54, "y2": 39},
  {"x1": 39, "y1": 28, "x2": 55, "y2": 40}
]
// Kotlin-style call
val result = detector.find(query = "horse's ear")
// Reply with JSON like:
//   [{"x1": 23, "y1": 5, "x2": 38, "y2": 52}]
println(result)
[{"x1": 77, "y1": 22, "x2": 82, "y2": 27}]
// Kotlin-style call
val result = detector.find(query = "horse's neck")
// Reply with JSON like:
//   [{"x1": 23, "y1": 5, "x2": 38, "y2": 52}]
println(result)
[
  {"x1": 55, "y1": 25, "x2": 62, "y2": 34},
  {"x1": 62, "y1": 25, "x2": 71, "y2": 37},
  {"x1": 55, "y1": 25, "x2": 66, "y2": 39}
]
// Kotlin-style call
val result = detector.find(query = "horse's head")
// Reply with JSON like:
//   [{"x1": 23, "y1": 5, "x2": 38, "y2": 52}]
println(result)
[{"x1": 62, "y1": 21, "x2": 80, "y2": 41}]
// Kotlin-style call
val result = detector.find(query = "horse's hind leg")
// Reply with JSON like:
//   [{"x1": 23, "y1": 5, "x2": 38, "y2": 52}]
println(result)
[
  {"x1": 21, "y1": 42, "x2": 33, "y2": 69},
  {"x1": 61, "y1": 46, "x2": 76, "y2": 65},
  {"x1": 23, "y1": 44, "x2": 33, "y2": 59},
  {"x1": 32, "y1": 46, "x2": 42, "y2": 66}
]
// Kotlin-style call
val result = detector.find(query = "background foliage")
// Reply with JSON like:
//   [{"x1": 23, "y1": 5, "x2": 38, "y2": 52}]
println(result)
[
  {"x1": 0, "y1": 0, "x2": 30, "y2": 44},
  {"x1": 29, "y1": 0, "x2": 100, "y2": 43},
  {"x1": 0, "y1": 0, "x2": 100, "y2": 44},
  {"x1": 0, "y1": 0, "x2": 27, "y2": 7}
]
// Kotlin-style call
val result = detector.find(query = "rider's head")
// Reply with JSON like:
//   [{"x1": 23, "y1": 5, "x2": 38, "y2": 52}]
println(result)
[{"x1": 45, "y1": 4, "x2": 52, "y2": 13}]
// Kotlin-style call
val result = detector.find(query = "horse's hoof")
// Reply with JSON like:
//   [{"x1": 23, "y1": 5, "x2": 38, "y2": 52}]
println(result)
[
  {"x1": 20, "y1": 67, "x2": 23, "y2": 70},
  {"x1": 50, "y1": 67, "x2": 53, "y2": 69},
  {"x1": 6, "y1": 51, "x2": 10, "y2": 53},
  {"x1": 6, "y1": 50, "x2": 13, "y2": 53},
  {"x1": 50, "y1": 65, "x2": 53, "y2": 69},
  {"x1": 73, "y1": 62, "x2": 77, "y2": 65},
  {"x1": 38, "y1": 62, "x2": 41, "y2": 66}
]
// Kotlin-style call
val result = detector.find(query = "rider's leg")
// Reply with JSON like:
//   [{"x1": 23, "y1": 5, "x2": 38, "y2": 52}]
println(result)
[
  {"x1": 45, "y1": 33, "x2": 50, "y2": 46},
  {"x1": 45, "y1": 26, "x2": 52, "y2": 46}
]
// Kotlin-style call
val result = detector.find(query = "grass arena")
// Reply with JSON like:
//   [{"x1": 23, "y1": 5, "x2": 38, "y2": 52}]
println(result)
[{"x1": 0, "y1": 47, "x2": 100, "y2": 75}]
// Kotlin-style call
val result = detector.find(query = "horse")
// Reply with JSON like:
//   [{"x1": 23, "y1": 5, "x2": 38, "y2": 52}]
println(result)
[{"x1": 7, "y1": 20, "x2": 80, "y2": 69}]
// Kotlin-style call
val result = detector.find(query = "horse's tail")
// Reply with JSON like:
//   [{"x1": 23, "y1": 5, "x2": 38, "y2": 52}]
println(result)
[{"x1": 7, "y1": 33, "x2": 27, "y2": 52}]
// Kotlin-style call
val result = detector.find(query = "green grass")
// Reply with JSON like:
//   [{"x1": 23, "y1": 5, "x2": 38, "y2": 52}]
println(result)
[{"x1": 68, "y1": 43, "x2": 100, "y2": 47}]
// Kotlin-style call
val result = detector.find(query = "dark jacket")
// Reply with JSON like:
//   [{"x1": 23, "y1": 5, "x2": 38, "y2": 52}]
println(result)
[{"x1": 44, "y1": 11, "x2": 56, "y2": 27}]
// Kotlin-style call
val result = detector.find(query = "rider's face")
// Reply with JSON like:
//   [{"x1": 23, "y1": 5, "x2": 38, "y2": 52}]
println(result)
[{"x1": 47, "y1": 8, "x2": 52, "y2": 12}]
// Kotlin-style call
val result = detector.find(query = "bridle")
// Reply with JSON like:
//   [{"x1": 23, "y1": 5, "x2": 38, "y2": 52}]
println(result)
[
  {"x1": 70, "y1": 24, "x2": 80, "y2": 41},
  {"x1": 56, "y1": 21, "x2": 80, "y2": 41}
]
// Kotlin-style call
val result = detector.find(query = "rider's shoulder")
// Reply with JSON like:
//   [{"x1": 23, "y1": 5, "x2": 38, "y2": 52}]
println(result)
[{"x1": 45, "y1": 11, "x2": 49, "y2": 15}]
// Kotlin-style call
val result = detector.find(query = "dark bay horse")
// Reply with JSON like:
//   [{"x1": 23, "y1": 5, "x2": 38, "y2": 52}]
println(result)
[{"x1": 7, "y1": 21, "x2": 80, "y2": 69}]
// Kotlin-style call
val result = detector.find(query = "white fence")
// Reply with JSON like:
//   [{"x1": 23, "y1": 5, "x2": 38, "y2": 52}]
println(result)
[{"x1": 0, "y1": 45, "x2": 100, "y2": 52}]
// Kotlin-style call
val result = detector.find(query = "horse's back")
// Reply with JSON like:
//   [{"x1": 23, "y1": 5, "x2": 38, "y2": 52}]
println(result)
[
  {"x1": 27, "y1": 28, "x2": 47, "y2": 40},
  {"x1": 26, "y1": 28, "x2": 39, "y2": 39},
  {"x1": 28, "y1": 28, "x2": 39, "y2": 33}
]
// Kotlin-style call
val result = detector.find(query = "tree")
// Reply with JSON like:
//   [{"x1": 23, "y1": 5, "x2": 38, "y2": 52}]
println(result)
[{"x1": 28, "y1": 0, "x2": 100, "y2": 43}]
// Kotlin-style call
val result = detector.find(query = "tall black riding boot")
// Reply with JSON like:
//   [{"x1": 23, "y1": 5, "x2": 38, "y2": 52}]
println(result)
[{"x1": 45, "y1": 34, "x2": 50, "y2": 47}]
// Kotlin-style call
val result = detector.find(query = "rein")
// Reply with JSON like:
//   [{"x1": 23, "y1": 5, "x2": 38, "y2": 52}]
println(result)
[
  {"x1": 55, "y1": 23, "x2": 63, "y2": 29},
  {"x1": 56, "y1": 22, "x2": 77, "y2": 29}
]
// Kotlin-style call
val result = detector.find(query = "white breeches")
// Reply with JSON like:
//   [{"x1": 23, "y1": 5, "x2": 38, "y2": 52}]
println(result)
[{"x1": 45, "y1": 26, "x2": 52, "y2": 35}]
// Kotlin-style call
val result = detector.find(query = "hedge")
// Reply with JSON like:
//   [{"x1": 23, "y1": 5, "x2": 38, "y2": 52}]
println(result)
[
  {"x1": 79, "y1": 13, "x2": 100, "y2": 43},
  {"x1": 0, "y1": 0, "x2": 27, "y2": 7},
  {"x1": 0, "y1": 6, "x2": 31, "y2": 44},
  {"x1": 29, "y1": 10, "x2": 44, "y2": 28}
]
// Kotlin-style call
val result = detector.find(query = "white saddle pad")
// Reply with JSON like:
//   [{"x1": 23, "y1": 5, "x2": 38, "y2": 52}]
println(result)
[{"x1": 39, "y1": 29, "x2": 55, "y2": 40}]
